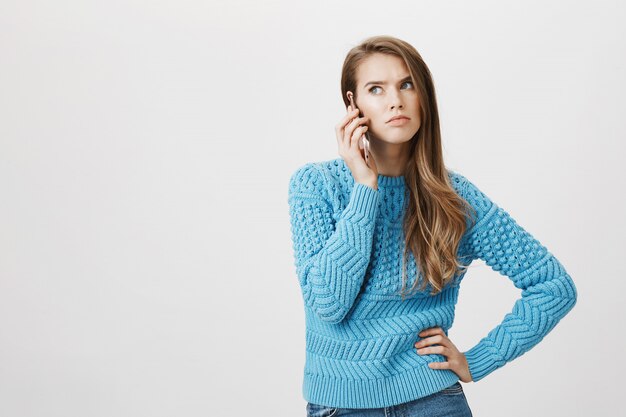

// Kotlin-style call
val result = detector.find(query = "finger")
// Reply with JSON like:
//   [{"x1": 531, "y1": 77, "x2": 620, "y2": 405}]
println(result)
[
  {"x1": 346, "y1": 125, "x2": 360, "y2": 151},
  {"x1": 351, "y1": 124, "x2": 368, "y2": 144},
  {"x1": 351, "y1": 126, "x2": 369, "y2": 152},
  {"x1": 415, "y1": 334, "x2": 446, "y2": 348},
  {"x1": 345, "y1": 118, "x2": 359, "y2": 142},
  {"x1": 347, "y1": 116, "x2": 365, "y2": 133},
  {"x1": 335, "y1": 109, "x2": 361, "y2": 138},
  {"x1": 337, "y1": 116, "x2": 356, "y2": 148},
  {"x1": 419, "y1": 326, "x2": 444, "y2": 335},
  {"x1": 350, "y1": 130, "x2": 362, "y2": 154},
  {"x1": 343, "y1": 108, "x2": 360, "y2": 126},
  {"x1": 418, "y1": 327, "x2": 445, "y2": 337},
  {"x1": 345, "y1": 117, "x2": 359, "y2": 141},
  {"x1": 428, "y1": 361, "x2": 451, "y2": 370},
  {"x1": 416, "y1": 345, "x2": 448, "y2": 356},
  {"x1": 347, "y1": 114, "x2": 368, "y2": 131},
  {"x1": 341, "y1": 116, "x2": 362, "y2": 148}
]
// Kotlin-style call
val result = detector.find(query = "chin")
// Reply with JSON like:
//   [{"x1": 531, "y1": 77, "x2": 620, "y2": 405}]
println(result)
[
  {"x1": 373, "y1": 129, "x2": 419, "y2": 143},
  {"x1": 372, "y1": 136, "x2": 414, "y2": 145}
]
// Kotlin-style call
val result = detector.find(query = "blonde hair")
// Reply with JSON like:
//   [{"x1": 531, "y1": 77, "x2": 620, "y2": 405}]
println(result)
[{"x1": 340, "y1": 35, "x2": 476, "y2": 297}]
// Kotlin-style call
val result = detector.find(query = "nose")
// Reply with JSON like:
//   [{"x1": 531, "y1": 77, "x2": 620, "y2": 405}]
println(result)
[{"x1": 389, "y1": 90, "x2": 404, "y2": 110}]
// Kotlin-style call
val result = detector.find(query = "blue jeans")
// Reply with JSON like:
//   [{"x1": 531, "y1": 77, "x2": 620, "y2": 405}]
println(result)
[{"x1": 305, "y1": 381, "x2": 473, "y2": 417}]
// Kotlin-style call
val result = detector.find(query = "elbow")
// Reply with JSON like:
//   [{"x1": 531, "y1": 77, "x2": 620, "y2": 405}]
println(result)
[
  {"x1": 308, "y1": 295, "x2": 350, "y2": 324},
  {"x1": 318, "y1": 309, "x2": 349, "y2": 324},
  {"x1": 553, "y1": 255, "x2": 577, "y2": 311},
  {"x1": 562, "y1": 273, "x2": 578, "y2": 313},
  {"x1": 299, "y1": 274, "x2": 351, "y2": 324},
  {"x1": 520, "y1": 257, "x2": 578, "y2": 318},
  {"x1": 548, "y1": 255, "x2": 578, "y2": 309},
  {"x1": 298, "y1": 262, "x2": 362, "y2": 325},
  {"x1": 548, "y1": 269, "x2": 578, "y2": 319}
]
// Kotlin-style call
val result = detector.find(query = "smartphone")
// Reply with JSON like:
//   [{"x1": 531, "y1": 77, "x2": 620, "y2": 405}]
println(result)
[{"x1": 346, "y1": 91, "x2": 370, "y2": 166}]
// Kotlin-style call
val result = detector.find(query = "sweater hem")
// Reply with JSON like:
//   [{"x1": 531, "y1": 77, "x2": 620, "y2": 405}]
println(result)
[{"x1": 302, "y1": 364, "x2": 460, "y2": 409}]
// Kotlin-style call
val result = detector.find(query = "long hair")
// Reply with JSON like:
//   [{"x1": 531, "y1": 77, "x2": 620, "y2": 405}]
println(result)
[{"x1": 340, "y1": 35, "x2": 476, "y2": 298}]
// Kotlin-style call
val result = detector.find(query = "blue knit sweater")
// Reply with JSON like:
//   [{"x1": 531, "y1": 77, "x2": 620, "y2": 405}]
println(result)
[{"x1": 287, "y1": 157, "x2": 577, "y2": 409}]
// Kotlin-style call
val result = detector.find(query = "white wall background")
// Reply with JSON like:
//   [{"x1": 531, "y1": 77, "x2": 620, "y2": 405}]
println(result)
[{"x1": 1, "y1": 0, "x2": 624, "y2": 416}]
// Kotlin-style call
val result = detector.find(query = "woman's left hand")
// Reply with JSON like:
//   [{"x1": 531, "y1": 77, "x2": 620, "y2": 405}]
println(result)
[{"x1": 414, "y1": 327, "x2": 473, "y2": 383}]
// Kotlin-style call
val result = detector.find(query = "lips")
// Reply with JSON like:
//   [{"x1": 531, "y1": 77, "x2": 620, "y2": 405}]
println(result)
[{"x1": 387, "y1": 116, "x2": 410, "y2": 123}]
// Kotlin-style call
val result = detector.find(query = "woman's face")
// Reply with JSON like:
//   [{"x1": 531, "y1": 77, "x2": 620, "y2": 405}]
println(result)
[{"x1": 354, "y1": 53, "x2": 421, "y2": 145}]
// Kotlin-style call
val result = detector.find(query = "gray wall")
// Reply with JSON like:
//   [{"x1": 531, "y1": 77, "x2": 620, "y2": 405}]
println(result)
[{"x1": 1, "y1": 0, "x2": 623, "y2": 416}]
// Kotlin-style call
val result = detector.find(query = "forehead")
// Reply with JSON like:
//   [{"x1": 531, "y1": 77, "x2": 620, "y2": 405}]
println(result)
[{"x1": 356, "y1": 53, "x2": 409, "y2": 85}]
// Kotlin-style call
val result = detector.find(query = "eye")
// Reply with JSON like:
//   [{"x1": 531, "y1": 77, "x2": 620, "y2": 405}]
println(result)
[{"x1": 368, "y1": 81, "x2": 414, "y2": 94}]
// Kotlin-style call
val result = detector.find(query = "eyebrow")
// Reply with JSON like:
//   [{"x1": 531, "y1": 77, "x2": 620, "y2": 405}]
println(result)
[{"x1": 363, "y1": 75, "x2": 413, "y2": 88}]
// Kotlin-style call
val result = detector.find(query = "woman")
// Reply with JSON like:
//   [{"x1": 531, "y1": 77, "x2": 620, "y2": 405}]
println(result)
[{"x1": 287, "y1": 35, "x2": 577, "y2": 417}]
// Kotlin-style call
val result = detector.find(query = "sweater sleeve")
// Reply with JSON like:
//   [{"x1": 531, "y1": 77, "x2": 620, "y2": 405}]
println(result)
[
  {"x1": 287, "y1": 163, "x2": 379, "y2": 324},
  {"x1": 459, "y1": 174, "x2": 578, "y2": 382}
]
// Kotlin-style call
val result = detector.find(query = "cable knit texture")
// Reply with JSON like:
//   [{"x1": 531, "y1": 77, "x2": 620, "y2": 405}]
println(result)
[{"x1": 287, "y1": 157, "x2": 577, "y2": 409}]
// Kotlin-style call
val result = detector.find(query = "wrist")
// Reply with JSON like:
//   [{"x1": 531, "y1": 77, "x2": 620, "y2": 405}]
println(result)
[{"x1": 357, "y1": 180, "x2": 377, "y2": 191}]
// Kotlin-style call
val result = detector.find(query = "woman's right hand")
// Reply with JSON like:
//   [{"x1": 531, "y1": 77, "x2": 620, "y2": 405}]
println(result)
[{"x1": 335, "y1": 105, "x2": 379, "y2": 189}]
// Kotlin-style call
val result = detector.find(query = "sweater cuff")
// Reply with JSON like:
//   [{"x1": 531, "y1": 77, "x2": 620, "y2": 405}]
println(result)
[
  {"x1": 343, "y1": 183, "x2": 379, "y2": 222},
  {"x1": 463, "y1": 340, "x2": 502, "y2": 382}
]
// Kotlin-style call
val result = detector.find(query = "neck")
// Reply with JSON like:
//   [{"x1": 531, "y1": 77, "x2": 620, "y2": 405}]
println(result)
[{"x1": 369, "y1": 138, "x2": 411, "y2": 176}]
